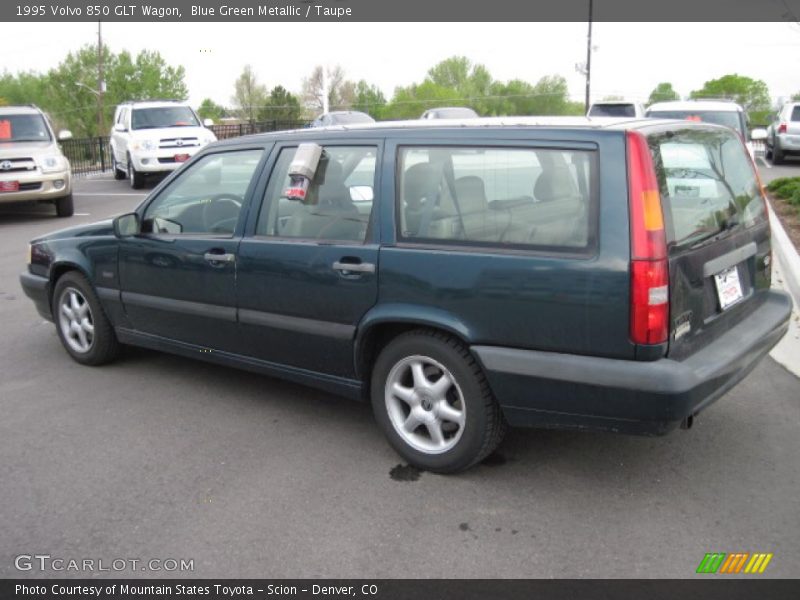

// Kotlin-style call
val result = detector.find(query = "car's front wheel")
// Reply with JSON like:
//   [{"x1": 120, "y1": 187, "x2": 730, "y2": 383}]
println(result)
[
  {"x1": 371, "y1": 329, "x2": 506, "y2": 473},
  {"x1": 127, "y1": 154, "x2": 145, "y2": 189},
  {"x1": 55, "y1": 193, "x2": 74, "y2": 218},
  {"x1": 53, "y1": 272, "x2": 119, "y2": 366}
]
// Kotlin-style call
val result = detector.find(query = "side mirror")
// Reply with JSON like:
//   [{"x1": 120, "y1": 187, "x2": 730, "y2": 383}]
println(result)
[
  {"x1": 113, "y1": 123, "x2": 127, "y2": 133},
  {"x1": 203, "y1": 118, "x2": 214, "y2": 127},
  {"x1": 57, "y1": 130, "x2": 73, "y2": 141},
  {"x1": 750, "y1": 128, "x2": 768, "y2": 141},
  {"x1": 113, "y1": 213, "x2": 140, "y2": 238}
]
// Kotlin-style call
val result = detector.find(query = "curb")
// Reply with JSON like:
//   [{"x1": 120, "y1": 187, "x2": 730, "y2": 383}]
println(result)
[{"x1": 768, "y1": 202, "x2": 800, "y2": 306}]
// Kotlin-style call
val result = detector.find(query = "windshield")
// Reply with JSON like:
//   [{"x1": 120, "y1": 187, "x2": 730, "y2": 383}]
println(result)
[
  {"x1": 0, "y1": 114, "x2": 51, "y2": 142},
  {"x1": 648, "y1": 127, "x2": 765, "y2": 249},
  {"x1": 131, "y1": 107, "x2": 200, "y2": 130},
  {"x1": 647, "y1": 110, "x2": 744, "y2": 137},
  {"x1": 589, "y1": 104, "x2": 636, "y2": 117}
]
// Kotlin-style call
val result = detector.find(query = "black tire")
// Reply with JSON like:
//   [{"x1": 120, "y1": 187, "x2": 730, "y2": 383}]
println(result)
[
  {"x1": 52, "y1": 271, "x2": 119, "y2": 366},
  {"x1": 371, "y1": 329, "x2": 507, "y2": 473},
  {"x1": 128, "y1": 154, "x2": 145, "y2": 189},
  {"x1": 112, "y1": 154, "x2": 125, "y2": 180},
  {"x1": 55, "y1": 193, "x2": 74, "y2": 217},
  {"x1": 773, "y1": 141, "x2": 784, "y2": 165}
]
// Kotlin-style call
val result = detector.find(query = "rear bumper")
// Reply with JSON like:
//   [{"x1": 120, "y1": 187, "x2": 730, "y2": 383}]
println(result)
[
  {"x1": 19, "y1": 270, "x2": 52, "y2": 321},
  {"x1": 473, "y1": 290, "x2": 792, "y2": 434}
]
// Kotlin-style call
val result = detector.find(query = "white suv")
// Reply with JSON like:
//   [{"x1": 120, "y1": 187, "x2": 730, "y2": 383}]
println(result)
[
  {"x1": 766, "y1": 102, "x2": 800, "y2": 164},
  {"x1": 109, "y1": 100, "x2": 217, "y2": 188}
]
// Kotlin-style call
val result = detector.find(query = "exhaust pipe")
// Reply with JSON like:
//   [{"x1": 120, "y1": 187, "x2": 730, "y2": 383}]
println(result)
[{"x1": 681, "y1": 414, "x2": 695, "y2": 430}]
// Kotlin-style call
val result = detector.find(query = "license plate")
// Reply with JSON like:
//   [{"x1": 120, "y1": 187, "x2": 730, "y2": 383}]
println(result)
[
  {"x1": 0, "y1": 180, "x2": 19, "y2": 192},
  {"x1": 714, "y1": 265, "x2": 743, "y2": 310},
  {"x1": 174, "y1": 154, "x2": 190, "y2": 163}
]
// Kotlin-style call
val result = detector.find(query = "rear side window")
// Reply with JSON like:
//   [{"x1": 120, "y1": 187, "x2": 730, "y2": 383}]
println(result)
[
  {"x1": 790, "y1": 106, "x2": 800, "y2": 121},
  {"x1": 648, "y1": 128, "x2": 765, "y2": 249},
  {"x1": 589, "y1": 104, "x2": 635, "y2": 117},
  {"x1": 397, "y1": 146, "x2": 595, "y2": 251}
]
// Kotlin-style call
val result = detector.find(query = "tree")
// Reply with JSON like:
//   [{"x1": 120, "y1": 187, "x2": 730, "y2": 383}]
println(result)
[
  {"x1": 258, "y1": 86, "x2": 302, "y2": 122},
  {"x1": 231, "y1": 65, "x2": 267, "y2": 123},
  {"x1": 302, "y1": 65, "x2": 349, "y2": 113},
  {"x1": 690, "y1": 74, "x2": 771, "y2": 122},
  {"x1": 351, "y1": 80, "x2": 386, "y2": 118},
  {"x1": 648, "y1": 82, "x2": 680, "y2": 104},
  {"x1": 197, "y1": 98, "x2": 226, "y2": 122}
]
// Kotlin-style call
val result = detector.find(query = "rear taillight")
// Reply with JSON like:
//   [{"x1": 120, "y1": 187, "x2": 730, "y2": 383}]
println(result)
[
  {"x1": 627, "y1": 131, "x2": 669, "y2": 345},
  {"x1": 778, "y1": 122, "x2": 787, "y2": 134}
]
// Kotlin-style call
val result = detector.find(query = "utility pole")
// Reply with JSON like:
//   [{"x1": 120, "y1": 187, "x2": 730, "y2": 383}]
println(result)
[
  {"x1": 97, "y1": 21, "x2": 105, "y2": 136},
  {"x1": 584, "y1": 0, "x2": 593, "y2": 112}
]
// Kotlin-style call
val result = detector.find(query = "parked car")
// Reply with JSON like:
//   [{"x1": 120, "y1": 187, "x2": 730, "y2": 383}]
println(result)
[
  {"x1": 766, "y1": 102, "x2": 800, "y2": 164},
  {"x1": 20, "y1": 117, "x2": 791, "y2": 473},
  {"x1": 587, "y1": 101, "x2": 646, "y2": 118},
  {"x1": 646, "y1": 100, "x2": 766, "y2": 159},
  {"x1": 109, "y1": 100, "x2": 217, "y2": 189},
  {"x1": 310, "y1": 111, "x2": 375, "y2": 128},
  {"x1": 0, "y1": 105, "x2": 73, "y2": 217},
  {"x1": 420, "y1": 107, "x2": 479, "y2": 119}
]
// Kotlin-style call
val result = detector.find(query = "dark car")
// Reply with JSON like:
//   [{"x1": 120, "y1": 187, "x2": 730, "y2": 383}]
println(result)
[{"x1": 20, "y1": 117, "x2": 791, "y2": 473}]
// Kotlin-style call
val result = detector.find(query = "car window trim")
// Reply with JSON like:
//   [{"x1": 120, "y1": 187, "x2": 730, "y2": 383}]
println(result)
[
  {"x1": 247, "y1": 140, "x2": 384, "y2": 246},
  {"x1": 391, "y1": 141, "x2": 600, "y2": 258},
  {"x1": 136, "y1": 145, "x2": 270, "y2": 239}
]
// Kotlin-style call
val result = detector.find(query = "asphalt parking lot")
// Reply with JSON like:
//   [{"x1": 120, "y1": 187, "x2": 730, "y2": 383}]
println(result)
[{"x1": 1, "y1": 172, "x2": 798, "y2": 579}]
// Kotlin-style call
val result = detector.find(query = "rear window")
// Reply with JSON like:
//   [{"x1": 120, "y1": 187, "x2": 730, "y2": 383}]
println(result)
[
  {"x1": 589, "y1": 104, "x2": 636, "y2": 117},
  {"x1": 397, "y1": 146, "x2": 595, "y2": 251},
  {"x1": 648, "y1": 127, "x2": 765, "y2": 250},
  {"x1": 790, "y1": 106, "x2": 800, "y2": 121},
  {"x1": 647, "y1": 110, "x2": 744, "y2": 137}
]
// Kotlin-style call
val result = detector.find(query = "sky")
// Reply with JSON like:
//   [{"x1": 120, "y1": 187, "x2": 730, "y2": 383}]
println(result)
[{"x1": 1, "y1": 22, "x2": 799, "y2": 108}]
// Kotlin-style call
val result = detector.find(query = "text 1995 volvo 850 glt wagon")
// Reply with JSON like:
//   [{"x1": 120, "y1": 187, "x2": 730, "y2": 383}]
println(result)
[{"x1": 20, "y1": 118, "x2": 792, "y2": 472}]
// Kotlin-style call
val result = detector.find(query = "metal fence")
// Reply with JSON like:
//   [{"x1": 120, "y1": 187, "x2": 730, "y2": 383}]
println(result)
[{"x1": 62, "y1": 120, "x2": 308, "y2": 177}]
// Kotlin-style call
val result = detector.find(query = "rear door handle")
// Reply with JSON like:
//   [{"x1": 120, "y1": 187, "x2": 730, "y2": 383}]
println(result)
[
  {"x1": 204, "y1": 252, "x2": 236, "y2": 263},
  {"x1": 332, "y1": 261, "x2": 375, "y2": 274}
]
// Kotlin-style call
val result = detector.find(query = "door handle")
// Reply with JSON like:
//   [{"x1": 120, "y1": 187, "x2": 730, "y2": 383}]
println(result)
[
  {"x1": 204, "y1": 252, "x2": 235, "y2": 263},
  {"x1": 332, "y1": 261, "x2": 375, "y2": 274}
]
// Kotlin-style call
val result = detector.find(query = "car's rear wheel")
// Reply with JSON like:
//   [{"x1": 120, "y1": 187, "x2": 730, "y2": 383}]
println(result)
[
  {"x1": 53, "y1": 272, "x2": 119, "y2": 366},
  {"x1": 127, "y1": 154, "x2": 145, "y2": 189},
  {"x1": 371, "y1": 329, "x2": 506, "y2": 473},
  {"x1": 112, "y1": 155, "x2": 125, "y2": 180},
  {"x1": 55, "y1": 193, "x2": 74, "y2": 218},
  {"x1": 773, "y1": 142, "x2": 785, "y2": 165}
]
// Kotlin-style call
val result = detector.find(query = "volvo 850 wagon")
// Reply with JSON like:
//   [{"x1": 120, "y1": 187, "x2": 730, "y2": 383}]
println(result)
[{"x1": 20, "y1": 118, "x2": 791, "y2": 472}]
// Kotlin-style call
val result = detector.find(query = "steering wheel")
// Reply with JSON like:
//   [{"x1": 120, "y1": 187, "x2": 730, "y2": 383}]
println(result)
[{"x1": 201, "y1": 193, "x2": 242, "y2": 233}]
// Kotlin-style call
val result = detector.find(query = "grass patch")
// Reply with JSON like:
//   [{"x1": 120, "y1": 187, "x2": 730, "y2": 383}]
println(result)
[{"x1": 766, "y1": 177, "x2": 800, "y2": 210}]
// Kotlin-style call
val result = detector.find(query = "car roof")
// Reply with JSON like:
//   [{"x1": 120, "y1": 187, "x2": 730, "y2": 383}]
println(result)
[
  {"x1": 0, "y1": 105, "x2": 42, "y2": 116},
  {"x1": 119, "y1": 100, "x2": 191, "y2": 109},
  {"x1": 214, "y1": 115, "x2": 729, "y2": 147},
  {"x1": 647, "y1": 100, "x2": 744, "y2": 112}
]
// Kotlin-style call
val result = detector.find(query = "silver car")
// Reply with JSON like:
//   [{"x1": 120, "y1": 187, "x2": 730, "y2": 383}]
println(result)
[{"x1": 766, "y1": 102, "x2": 800, "y2": 164}]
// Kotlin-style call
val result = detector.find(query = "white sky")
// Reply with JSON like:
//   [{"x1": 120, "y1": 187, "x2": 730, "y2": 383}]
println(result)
[{"x1": 1, "y1": 22, "x2": 799, "y2": 107}]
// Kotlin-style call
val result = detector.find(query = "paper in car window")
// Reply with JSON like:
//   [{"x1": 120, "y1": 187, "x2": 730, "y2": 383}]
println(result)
[{"x1": 0, "y1": 120, "x2": 11, "y2": 139}]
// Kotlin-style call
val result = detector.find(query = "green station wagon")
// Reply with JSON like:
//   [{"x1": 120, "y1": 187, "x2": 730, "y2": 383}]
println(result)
[{"x1": 20, "y1": 118, "x2": 792, "y2": 472}]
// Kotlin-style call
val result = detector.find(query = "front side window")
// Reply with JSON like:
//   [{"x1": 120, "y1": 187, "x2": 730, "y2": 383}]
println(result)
[
  {"x1": 132, "y1": 106, "x2": 200, "y2": 130},
  {"x1": 143, "y1": 149, "x2": 263, "y2": 235},
  {"x1": 398, "y1": 146, "x2": 594, "y2": 250},
  {"x1": 257, "y1": 145, "x2": 377, "y2": 242},
  {"x1": 649, "y1": 128, "x2": 765, "y2": 249},
  {"x1": 0, "y1": 114, "x2": 51, "y2": 142}
]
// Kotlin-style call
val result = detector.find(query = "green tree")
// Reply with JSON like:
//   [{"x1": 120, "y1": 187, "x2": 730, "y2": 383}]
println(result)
[
  {"x1": 258, "y1": 85, "x2": 302, "y2": 121},
  {"x1": 231, "y1": 65, "x2": 267, "y2": 123},
  {"x1": 351, "y1": 80, "x2": 386, "y2": 118},
  {"x1": 690, "y1": 74, "x2": 771, "y2": 122},
  {"x1": 648, "y1": 82, "x2": 680, "y2": 104},
  {"x1": 197, "y1": 98, "x2": 226, "y2": 122}
]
